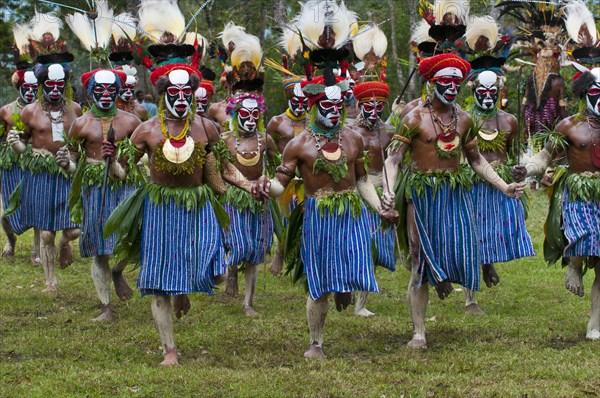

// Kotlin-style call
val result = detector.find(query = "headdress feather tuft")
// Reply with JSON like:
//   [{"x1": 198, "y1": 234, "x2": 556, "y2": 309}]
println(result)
[
  {"x1": 465, "y1": 16, "x2": 499, "y2": 53},
  {"x1": 563, "y1": 0, "x2": 597, "y2": 47},
  {"x1": 138, "y1": 0, "x2": 185, "y2": 44},
  {"x1": 65, "y1": 1, "x2": 114, "y2": 50},
  {"x1": 353, "y1": 24, "x2": 388, "y2": 61}
]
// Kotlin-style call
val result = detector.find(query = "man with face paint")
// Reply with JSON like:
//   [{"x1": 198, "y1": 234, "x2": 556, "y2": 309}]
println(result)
[
  {"x1": 518, "y1": 65, "x2": 600, "y2": 340},
  {"x1": 195, "y1": 80, "x2": 215, "y2": 118},
  {"x1": 115, "y1": 66, "x2": 148, "y2": 121},
  {"x1": 55, "y1": 69, "x2": 142, "y2": 321},
  {"x1": 109, "y1": 60, "x2": 261, "y2": 365},
  {"x1": 343, "y1": 76, "x2": 358, "y2": 120},
  {"x1": 255, "y1": 74, "x2": 399, "y2": 358},
  {"x1": 0, "y1": 68, "x2": 41, "y2": 262},
  {"x1": 266, "y1": 76, "x2": 308, "y2": 276},
  {"x1": 464, "y1": 67, "x2": 535, "y2": 315},
  {"x1": 348, "y1": 81, "x2": 397, "y2": 317},
  {"x1": 7, "y1": 58, "x2": 83, "y2": 293},
  {"x1": 383, "y1": 53, "x2": 525, "y2": 349},
  {"x1": 221, "y1": 93, "x2": 278, "y2": 316}
]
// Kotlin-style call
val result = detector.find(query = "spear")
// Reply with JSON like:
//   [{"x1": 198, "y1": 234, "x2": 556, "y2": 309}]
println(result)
[{"x1": 98, "y1": 121, "x2": 115, "y2": 233}]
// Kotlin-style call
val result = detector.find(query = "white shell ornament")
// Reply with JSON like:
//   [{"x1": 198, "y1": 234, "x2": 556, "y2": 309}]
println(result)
[{"x1": 163, "y1": 136, "x2": 195, "y2": 164}]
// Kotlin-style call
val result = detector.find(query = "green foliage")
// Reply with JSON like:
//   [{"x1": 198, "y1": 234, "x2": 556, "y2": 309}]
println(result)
[
  {"x1": 564, "y1": 172, "x2": 600, "y2": 203},
  {"x1": 3, "y1": 180, "x2": 21, "y2": 216},
  {"x1": 19, "y1": 147, "x2": 68, "y2": 177},
  {"x1": 221, "y1": 185, "x2": 263, "y2": 214},
  {"x1": 312, "y1": 155, "x2": 349, "y2": 183},
  {"x1": 315, "y1": 191, "x2": 362, "y2": 218},
  {"x1": 0, "y1": 142, "x2": 19, "y2": 170},
  {"x1": 543, "y1": 166, "x2": 569, "y2": 267},
  {"x1": 409, "y1": 164, "x2": 472, "y2": 198}
]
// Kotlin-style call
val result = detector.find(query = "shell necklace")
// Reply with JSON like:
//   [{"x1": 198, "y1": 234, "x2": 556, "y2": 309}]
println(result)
[
  {"x1": 235, "y1": 133, "x2": 261, "y2": 167},
  {"x1": 309, "y1": 126, "x2": 343, "y2": 161}
]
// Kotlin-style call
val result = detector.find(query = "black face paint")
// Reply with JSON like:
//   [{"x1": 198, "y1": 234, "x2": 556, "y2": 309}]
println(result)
[
  {"x1": 19, "y1": 83, "x2": 38, "y2": 104},
  {"x1": 165, "y1": 84, "x2": 193, "y2": 118},
  {"x1": 433, "y1": 76, "x2": 461, "y2": 105},
  {"x1": 237, "y1": 105, "x2": 259, "y2": 134},
  {"x1": 587, "y1": 83, "x2": 600, "y2": 116},
  {"x1": 43, "y1": 79, "x2": 66, "y2": 103},
  {"x1": 288, "y1": 95, "x2": 308, "y2": 117},
  {"x1": 119, "y1": 83, "x2": 135, "y2": 102},
  {"x1": 359, "y1": 100, "x2": 384, "y2": 128},
  {"x1": 316, "y1": 98, "x2": 344, "y2": 128},
  {"x1": 474, "y1": 85, "x2": 498, "y2": 111},
  {"x1": 93, "y1": 83, "x2": 118, "y2": 110}
]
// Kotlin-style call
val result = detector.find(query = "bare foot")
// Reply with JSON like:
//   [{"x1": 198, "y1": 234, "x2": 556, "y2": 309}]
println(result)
[
  {"x1": 159, "y1": 348, "x2": 179, "y2": 366},
  {"x1": 173, "y1": 295, "x2": 191, "y2": 319},
  {"x1": 270, "y1": 247, "x2": 284, "y2": 276},
  {"x1": 112, "y1": 270, "x2": 133, "y2": 301},
  {"x1": 92, "y1": 304, "x2": 114, "y2": 322},
  {"x1": 243, "y1": 304, "x2": 260, "y2": 318},
  {"x1": 30, "y1": 253, "x2": 41, "y2": 266},
  {"x1": 407, "y1": 338, "x2": 427, "y2": 349},
  {"x1": 482, "y1": 264, "x2": 500, "y2": 288},
  {"x1": 334, "y1": 292, "x2": 352, "y2": 312},
  {"x1": 224, "y1": 266, "x2": 239, "y2": 297},
  {"x1": 58, "y1": 241, "x2": 73, "y2": 269},
  {"x1": 214, "y1": 274, "x2": 226, "y2": 285},
  {"x1": 2, "y1": 241, "x2": 15, "y2": 257},
  {"x1": 586, "y1": 329, "x2": 600, "y2": 340},
  {"x1": 303, "y1": 344, "x2": 326, "y2": 359},
  {"x1": 465, "y1": 303, "x2": 487, "y2": 316},
  {"x1": 434, "y1": 281, "x2": 453, "y2": 300},
  {"x1": 354, "y1": 308, "x2": 375, "y2": 317},
  {"x1": 41, "y1": 284, "x2": 58, "y2": 293},
  {"x1": 565, "y1": 266, "x2": 584, "y2": 297}
]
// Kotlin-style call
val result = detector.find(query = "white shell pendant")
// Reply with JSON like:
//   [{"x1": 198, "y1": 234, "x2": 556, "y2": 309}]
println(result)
[
  {"x1": 478, "y1": 129, "x2": 499, "y2": 141},
  {"x1": 322, "y1": 147, "x2": 342, "y2": 161},
  {"x1": 163, "y1": 136, "x2": 195, "y2": 164}
]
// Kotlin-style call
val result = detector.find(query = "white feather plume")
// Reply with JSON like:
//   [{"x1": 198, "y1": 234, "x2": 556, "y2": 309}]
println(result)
[
  {"x1": 65, "y1": 1, "x2": 114, "y2": 50},
  {"x1": 184, "y1": 32, "x2": 209, "y2": 58},
  {"x1": 295, "y1": 0, "x2": 357, "y2": 49},
  {"x1": 230, "y1": 31, "x2": 262, "y2": 68},
  {"x1": 410, "y1": 20, "x2": 436, "y2": 45},
  {"x1": 30, "y1": 11, "x2": 62, "y2": 42},
  {"x1": 279, "y1": 28, "x2": 302, "y2": 56},
  {"x1": 563, "y1": 0, "x2": 597, "y2": 46},
  {"x1": 434, "y1": 0, "x2": 470, "y2": 25},
  {"x1": 13, "y1": 23, "x2": 32, "y2": 55},
  {"x1": 465, "y1": 16, "x2": 499, "y2": 52},
  {"x1": 353, "y1": 24, "x2": 388, "y2": 60},
  {"x1": 219, "y1": 22, "x2": 248, "y2": 49},
  {"x1": 112, "y1": 13, "x2": 137, "y2": 42},
  {"x1": 138, "y1": 0, "x2": 185, "y2": 43}
]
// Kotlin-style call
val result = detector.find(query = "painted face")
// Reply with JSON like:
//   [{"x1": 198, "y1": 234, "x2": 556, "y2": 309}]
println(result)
[
  {"x1": 473, "y1": 70, "x2": 499, "y2": 111},
  {"x1": 586, "y1": 82, "x2": 600, "y2": 117},
  {"x1": 359, "y1": 99, "x2": 385, "y2": 128},
  {"x1": 42, "y1": 64, "x2": 66, "y2": 103},
  {"x1": 19, "y1": 72, "x2": 38, "y2": 104},
  {"x1": 316, "y1": 86, "x2": 344, "y2": 128},
  {"x1": 119, "y1": 81, "x2": 135, "y2": 102},
  {"x1": 164, "y1": 70, "x2": 193, "y2": 118},
  {"x1": 93, "y1": 83, "x2": 118, "y2": 110},
  {"x1": 195, "y1": 87, "x2": 210, "y2": 116},
  {"x1": 343, "y1": 79, "x2": 355, "y2": 103},
  {"x1": 288, "y1": 83, "x2": 308, "y2": 117},
  {"x1": 434, "y1": 75, "x2": 462, "y2": 105},
  {"x1": 237, "y1": 98, "x2": 260, "y2": 134}
]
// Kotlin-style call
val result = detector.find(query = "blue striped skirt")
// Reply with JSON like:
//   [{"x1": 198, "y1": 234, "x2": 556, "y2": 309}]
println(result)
[
  {"x1": 1, "y1": 165, "x2": 28, "y2": 235},
  {"x1": 563, "y1": 189, "x2": 600, "y2": 258},
  {"x1": 301, "y1": 197, "x2": 379, "y2": 301},
  {"x1": 472, "y1": 182, "x2": 535, "y2": 264},
  {"x1": 80, "y1": 184, "x2": 136, "y2": 257},
  {"x1": 223, "y1": 204, "x2": 273, "y2": 266},
  {"x1": 137, "y1": 196, "x2": 226, "y2": 296},
  {"x1": 411, "y1": 183, "x2": 480, "y2": 291},
  {"x1": 21, "y1": 170, "x2": 78, "y2": 232},
  {"x1": 364, "y1": 208, "x2": 396, "y2": 271}
]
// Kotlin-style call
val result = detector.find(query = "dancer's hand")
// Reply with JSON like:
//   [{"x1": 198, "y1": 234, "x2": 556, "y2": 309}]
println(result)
[
  {"x1": 101, "y1": 140, "x2": 117, "y2": 162},
  {"x1": 505, "y1": 182, "x2": 525, "y2": 199},
  {"x1": 381, "y1": 191, "x2": 396, "y2": 211},
  {"x1": 56, "y1": 146, "x2": 71, "y2": 169},
  {"x1": 251, "y1": 175, "x2": 271, "y2": 200},
  {"x1": 7, "y1": 130, "x2": 25, "y2": 154},
  {"x1": 511, "y1": 165, "x2": 527, "y2": 183}
]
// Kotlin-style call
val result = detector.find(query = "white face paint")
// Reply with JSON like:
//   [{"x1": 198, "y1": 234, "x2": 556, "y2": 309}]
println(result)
[
  {"x1": 473, "y1": 70, "x2": 499, "y2": 111},
  {"x1": 195, "y1": 87, "x2": 209, "y2": 115},
  {"x1": 288, "y1": 83, "x2": 308, "y2": 117},
  {"x1": 237, "y1": 98, "x2": 260, "y2": 134},
  {"x1": 584, "y1": 68, "x2": 600, "y2": 117},
  {"x1": 20, "y1": 71, "x2": 38, "y2": 104},
  {"x1": 119, "y1": 76, "x2": 137, "y2": 102},
  {"x1": 42, "y1": 64, "x2": 67, "y2": 103},
  {"x1": 164, "y1": 70, "x2": 192, "y2": 118},
  {"x1": 91, "y1": 70, "x2": 118, "y2": 110},
  {"x1": 433, "y1": 68, "x2": 464, "y2": 105}
]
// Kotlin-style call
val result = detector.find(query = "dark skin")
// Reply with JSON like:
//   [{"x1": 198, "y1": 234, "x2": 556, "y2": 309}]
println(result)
[
  {"x1": 0, "y1": 100, "x2": 24, "y2": 135},
  {"x1": 266, "y1": 112, "x2": 307, "y2": 154},
  {"x1": 207, "y1": 100, "x2": 228, "y2": 127},
  {"x1": 223, "y1": 130, "x2": 278, "y2": 180},
  {"x1": 18, "y1": 100, "x2": 83, "y2": 153},
  {"x1": 349, "y1": 120, "x2": 394, "y2": 176},
  {"x1": 475, "y1": 109, "x2": 519, "y2": 165},
  {"x1": 116, "y1": 97, "x2": 148, "y2": 121},
  {"x1": 546, "y1": 115, "x2": 599, "y2": 174}
]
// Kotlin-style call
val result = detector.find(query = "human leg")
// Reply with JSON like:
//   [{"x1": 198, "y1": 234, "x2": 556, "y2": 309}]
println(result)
[
  {"x1": 243, "y1": 263, "x2": 259, "y2": 317},
  {"x1": 151, "y1": 295, "x2": 178, "y2": 366},
  {"x1": 305, "y1": 293, "x2": 329, "y2": 359}
]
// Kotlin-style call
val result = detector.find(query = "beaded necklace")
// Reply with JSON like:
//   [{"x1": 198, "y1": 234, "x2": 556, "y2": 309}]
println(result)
[{"x1": 235, "y1": 132, "x2": 261, "y2": 167}]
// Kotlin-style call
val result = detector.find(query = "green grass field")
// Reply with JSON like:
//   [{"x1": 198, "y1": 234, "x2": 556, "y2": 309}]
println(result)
[{"x1": 1, "y1": 191, "x2": 600, "y2": 397}]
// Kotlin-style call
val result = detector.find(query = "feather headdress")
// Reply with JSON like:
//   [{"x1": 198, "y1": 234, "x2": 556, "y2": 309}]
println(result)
[
  {"x1": 465, "y1": 16, "x2": 499, "y2": 54},
  {"x1": 28, "y1": 11, "x2": 73, "y2": 64},
  {"x1": 434, "y1": 0, "x2": 470, "y2": 26},
  {"x1": 219, "y1": 22, "x2": 248, "y2": 54},
  {"x1": 138, "y1": 0, "x2": 185, "y2": 44},
  {"x1": 65, "y1": 0, "x2": 114, "y2": 51},
  {"x1": 352, "y1": 23, "x2": 388, "y2": 82},
  {"x1": 563, "y1": 0, "x2": 597, "y2": 48},
  {"x1": 109, "y1": 13, "x2": 137, "y2": 65}
]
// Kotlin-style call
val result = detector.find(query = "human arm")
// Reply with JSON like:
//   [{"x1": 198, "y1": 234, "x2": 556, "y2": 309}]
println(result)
[
  {"x1": 381, "y1": 120, "x2": 412, "y2": 209},
  {"x1": 253, "y1": 138, "x2": 299, "y2": 199},
  {"x1": 7, "y1": 105, "x2": 32, "y2": 154}
]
